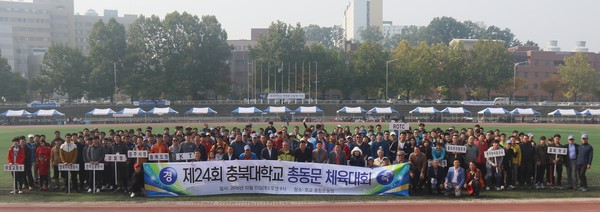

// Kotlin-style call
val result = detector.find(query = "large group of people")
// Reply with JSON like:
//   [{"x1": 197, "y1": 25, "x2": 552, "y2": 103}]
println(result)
[{"x1": 6, "y1": 121, "x2": 594, "y2": 198}]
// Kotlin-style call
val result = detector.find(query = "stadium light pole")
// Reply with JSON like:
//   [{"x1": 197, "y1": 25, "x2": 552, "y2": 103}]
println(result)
[
  {"x1": 513, "y1": 61, "x2": 528, "y2": 104},
  {"x1": 386, "y1": 59, "x2": 400, "y2": 100}
]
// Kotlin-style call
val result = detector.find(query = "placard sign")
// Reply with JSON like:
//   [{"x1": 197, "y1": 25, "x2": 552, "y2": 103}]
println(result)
[
  {"x1": 58, "y1": 164, "x2": 80, "y2": 171},
  {"x1": 149, "y1": 153, "x2": 170, "y2": 161},
  {"x1": 547, "y1": 147, "x2": 567, "y2": 155},
  {"x1": 176, "y1": 152, "x2": 195, "y2": 161},
  {"x1": 427, "y1": 159, "x2": 447, "y2": 167},
  {"x1": 128, "y1": 150, "x2": 148, "y2": 158},
  {"x1": 484, "y1": 149, "x2": 505, "y2": 158},
  {"x1": 4, "y1": 164, "x2": 25, "y2": 172},
  {"x1": 84, "y1": 163, "x2": 105, "y2": 171},
  {"x1": 104, "y1": 154, "x2": 127, "y2": 162},
  {"x1": 446, "y1": 145, "x2": 467, "y2": 153},
  {"x1": 389, "y1": 123, "x2": 410, "y2": 131}
]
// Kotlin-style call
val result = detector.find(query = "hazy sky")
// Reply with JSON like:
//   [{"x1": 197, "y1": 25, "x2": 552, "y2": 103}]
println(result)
[{"x1": 74, "y1": 0, "x2": 600, "y2": 52}]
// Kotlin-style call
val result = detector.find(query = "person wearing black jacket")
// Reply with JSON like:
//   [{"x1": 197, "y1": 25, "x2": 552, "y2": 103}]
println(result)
[
  {"x1": 111, "y1": 136, "x2": 129, "y2": 193},
  {"x1": 74, "y1": 136, "x2": 86, "y2": 191},
  {"x1": 576, "y1": 134, "x2": 593, "y2": 192},
  {"x1": 426, "y1": 159, "x2": 446, "y2": 194},
  {"x1": 519, "y1": 135, "x2": 535, "y2": 187},
  {"x1": 348, "y1": 147, "x2": 365, "y2": 167},
  {"x1": 294, "y1": 141, "x2": 312, "y2": 162}
]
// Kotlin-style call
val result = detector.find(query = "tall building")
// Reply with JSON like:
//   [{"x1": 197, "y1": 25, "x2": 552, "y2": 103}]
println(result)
[
  {"x1": 382, "y1": 21, "x2": 403, "y2": 38},
  {"x1": 0, "y1": 0, "x2": 137, "y2": 78},
  {"x1": 343, "y1": 0, "x2": 382, "y2": 43}
]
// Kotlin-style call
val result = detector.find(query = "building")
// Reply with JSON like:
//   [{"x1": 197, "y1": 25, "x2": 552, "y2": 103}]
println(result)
[
  {"x1": 343, "y1": 0, "x2": 382, "y2": 43},
  {"x1": 0, "y1": 0, "x2": 137, "y2": 77},
  {"x1": 74, "y1": 9, "x2": 137, "y2": 55},
  {"x1": 382, "y1": 21, "x2": 403, "y2": 38},
  {"x1": 508, "y1": 40, "x2": 600, "y2": 101}
]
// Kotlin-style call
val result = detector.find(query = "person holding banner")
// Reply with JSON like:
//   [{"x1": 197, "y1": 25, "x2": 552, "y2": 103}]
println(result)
[
  {"x1": 485, "y1": 140, "x2": 504, "y2": 191},
  {"x1": 8, "y1": 137, "x2": 25, "y2": 194},
  {"x1": 548, "y1": 135, "x2": 564, "y2": 189},
  {"x1": 576, "y1": 134, "x2": 593, "y2": 192},
  {"x1": 59, "y1": 135, "x2": 78, "y2": 193},
  {"x1": 444, "y1": 160, "x2": 465, "y2": 197},
  {"x1": 85, "y1": 136, "x2": 104, "y2": 193}
]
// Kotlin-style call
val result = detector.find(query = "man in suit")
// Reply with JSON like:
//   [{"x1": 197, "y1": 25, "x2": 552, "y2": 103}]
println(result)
[
  {"x1": 328, "y1": 144, "x2": 347, "y2": 165},
  {"x1": 222, "y1": 146, "x2": 236, "y2": 161},
  {"x1": 312, "y1": 142, "x2": 328, "y2": 163},
  {"x1": 444, "y1": 159, "x2": 465, "y2": 197},
  {"x1": 564, "y1": 135, "x2": 579, "y2": 190},
  {"x1": 260, "y1": 140, "x2": 278, "y2": 160},
  {"x1": 427, "y1": 159, "x2": 446, "y2": 194}
]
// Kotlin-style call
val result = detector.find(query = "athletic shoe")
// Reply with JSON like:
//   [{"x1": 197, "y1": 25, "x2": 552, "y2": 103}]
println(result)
[
  {"x1": 508, "y1": 185, "x2": 515, "y2": 189},
  {"x1": 10, "y1": 190, "x2": 14, "y2": 194},
  {"x1": 581, "y1": 188, "x2": 587, "y2": 192},
  {"x1": 130, "y1": 192, "x2": 135, "y2": 198},
  {"x1": 18, "y1": 190, "x2": 22, "y2": 194},
  {"x1": 500, "y1": 186, "x2": 505, "y2": 190},
  {"x1": 486, "y1": 186, "x2": 490, "y2": 191},
  {"x1": 495, "y1": 187, "x2": 501, "y2": 191},
  {"x1": 87, "y1": 188, "x2": 92, "y2": 193},
  {"x1": 96, "y1": 188, "x2": 100, "y2": 193}
]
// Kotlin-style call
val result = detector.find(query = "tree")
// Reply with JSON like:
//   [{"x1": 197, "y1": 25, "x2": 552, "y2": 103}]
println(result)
[
  {"x1": 305, "y1": 44, "x2": 347, "y2": 99},
  {"x1": 558, "y1": 53, "x2": 596, "y2": 101},
  {"x1": 430, "y1": 42, "x2": 465, "y2": 99},
  {"x1": 304, "y1": 24, "x2": 344, "y2": 49},
  {"x1": 423, "y1": 17, "x2": 470, "y2": 44},
  {"x1": 0, "y1": 49, "x2": 27, "y2": 102},
  {"x1": 350, "y1": 41, "x2": 388, "y2": 98},
  {"x1": 39, "y1": 45, "x2": 90, "y2": 100},
  {"x1": 359, "y1": 26, "x2": 384, "y2": 43},
  {"x1": 390, "y1": 41, "x2": 435, "y2": 100},
  {"x1": 467, "y1": 40, "x2": 513, "y2": 99},
  {"x1": 540, "y1": 75, "x2": 562, "y2": 101},
  {"x1": 87, "y1": 19, "x2": 127, "y2": 100}
]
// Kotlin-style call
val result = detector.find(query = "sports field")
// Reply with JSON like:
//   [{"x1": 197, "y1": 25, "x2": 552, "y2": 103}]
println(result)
[{"x1": 0, "y1": 122, "x2": 598, "y2": 202}]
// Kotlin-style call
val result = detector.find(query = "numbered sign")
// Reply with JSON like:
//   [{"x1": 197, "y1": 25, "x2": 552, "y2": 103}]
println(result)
[
  {"x1": 4, "y1": 164, "x2": 25, "y2": 172},
  {"x1": 547, "y1": 147, "x2": 568, "y2": 155},
  {"x1": 58, "y1": 164, "x2": 80, "y2": 171},
  {"x1": 84, "y1": 163, "x2": 105, "y2": 171},
  {"x1": 484, "y1": 149, "x2": 505, "y2": 158},
  {"x1": 149, "y1": 153, "x2": 170, "y2": 161},
  {"x1": 104, "y1": 154, "x2": 127, "y2": 162},
  {"x1": 427, "y1": 159, "x2": 447, "y2": 167},
  {"x1": 389, "y1": 123, "x2": 410, "y2": 131},
  {"x1": 446, "y1": 145, "x2": 467, "y2": 153},
  {"x1": 128, "y1": 150, "x2": 148, "y2": 158},
  {"x1": 176, "y1": 152, "x2": 194, "y2": 161}
]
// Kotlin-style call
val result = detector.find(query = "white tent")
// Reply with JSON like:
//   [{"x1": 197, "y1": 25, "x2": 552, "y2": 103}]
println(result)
[
  {"x1": 116, "y1": 108, "x2": 147, "y2": 116},
  {"x1": 263, "y1": 106, "x2": 291, "y2": 114},
  {"x1": 86, "y1": 108, "x2": 116, "y2": 116},
  {"x1": 0, "y1": 110, "x2": 31, "y2": 117},
  {"x1": 580, "y1": 109, "x2": 600, "y2": 116},
  {"x1": 148, "y1": 107, "x2": 179, "y2": 115},
  {"x1": 185, "y1": 107, "x2": 217, "y2": 114},
  {"x1": 336, "y1": 107, "x2": 366, "y2": 114},
  {"x1": 441, "y1": 107, "x2": 471, "y2": 114},
  {"x1": 368, "y1": 107, "x2": 399, "y2": 114},
  {"x1": 440, "y1": 107, "x2": 472, "y2": 122},
  {"x1": 293, "y1": 106, "x2": 323, "y2": 114},
  {"x1": 409, "y1": 107, "x2": 440, "y2": 114},
  {"x1": 32, "y1": 109, "x2": 65, "y2": 117},
  {"x1": 231, "y1": 107, "x2": 262, "y2": 114},
  {"x1": 510, "y1": 108, "x2": 541, "y2": 115},
  {"x1": 548, "y1": 109, "x2": 581, "y2": 116},
  {"x1": 477, "y1": 108, "x2": 509, "y2": 115}
]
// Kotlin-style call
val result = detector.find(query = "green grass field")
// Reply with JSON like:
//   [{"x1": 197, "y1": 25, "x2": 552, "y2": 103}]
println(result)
[{"x1": 0, "y1": 122, "x2": 598, "y2": 202}]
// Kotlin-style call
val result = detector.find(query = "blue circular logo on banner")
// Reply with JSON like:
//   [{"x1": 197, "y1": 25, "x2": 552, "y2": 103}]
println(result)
[
  {"x1": 159, "y1": 167, "x2": 177, "y2": 185},
  {"x1": 376, "y1": 170, "x2": 394, "y2": 185}
]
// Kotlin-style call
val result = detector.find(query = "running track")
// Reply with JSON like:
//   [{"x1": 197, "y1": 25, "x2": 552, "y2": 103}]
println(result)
[{"x1": 1, "y1": 199, "x2": 600, "y2": 212}]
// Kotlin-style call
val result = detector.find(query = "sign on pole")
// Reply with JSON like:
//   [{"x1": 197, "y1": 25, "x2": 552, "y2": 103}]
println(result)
[
  {"x1": 547, "y1": 147, "x2": 568, "y2": 155},
  {"x1": 389, "y1": 123, "x2": 410, "y2": 131},
  {"x1": 149, "y1": 153, "x2": 170, "y2": 161},
  {"x1": 4, "y1": 164, "x2": 25, "y2": 172},
  {"x1": 484, "y1": 149, "x2": 505, "y2": 158},
  {"x1": 104, "y1": 154, "x2": 127, "y2": 162},
  {"x1": 58, "y1": 163, "x2": 79, "y2": 194},
  {"x1": 128, "y1": 150, "x2": 149, "y2": 158},
  {"x1": 176, "y1": 152, "x2": 194, "y2": 161},
  {"x1": 85, "y1": 163, "x2": 104, "y2": 194},
  {"x1": 446, "y1": 145, "x2": 467, "y2": 153}
]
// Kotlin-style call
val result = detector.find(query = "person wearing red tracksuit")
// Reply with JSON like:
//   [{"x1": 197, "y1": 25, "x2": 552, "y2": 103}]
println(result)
[
  {"x1": 35, "y1": 154, "x2": 50, "y2": 190},
  {"x1": 8, "y1": 137, "x2": 25, "y2": 194}
]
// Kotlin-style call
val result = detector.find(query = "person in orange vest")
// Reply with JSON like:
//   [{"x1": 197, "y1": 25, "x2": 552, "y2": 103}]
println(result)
[{"x1": 150, "y1": 135, "x2": 170, "y2": 162}]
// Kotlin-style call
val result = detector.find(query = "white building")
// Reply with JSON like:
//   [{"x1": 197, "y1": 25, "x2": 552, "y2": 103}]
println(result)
[
  {"x1": 382, "y1": 21, "x2": 404, "y2": 38},
  {"x1": 344, "y1": 0, "x2": 382, "y2": 43}
]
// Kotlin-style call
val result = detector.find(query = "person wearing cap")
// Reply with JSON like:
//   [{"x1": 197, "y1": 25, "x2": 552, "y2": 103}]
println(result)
[
  {"x1": 129, "y1": 163, "x2": 145, "y2": 198},
  {"x1": 349, "y1": 147, "x2": 365, "y2": 167},
  {"x1": 239, "y1": 145, "x2": 258, "y2": 160},
  {"x1": 381, "y1": 157, "x2": 391, "y2": 167},
  {"x1": 409, "y1": 146, "x2": 427, "y2": 193},
  {"x1": 248, "y1": 133, "x2": 263, "y2": 157},
  {"x1": 547, "y1": 134, "x2": 564, "y2": 189},
  {"x1": 328, "y1": 144, "x2": 347, "y2": 165},
  {"x1": 534, "y1": 137, "x2": 548, "y2": 189},
  {"x1": 576, "y1": 134, "x2": 593, "y2": 192},
  {"x1": 427, "y1": 159, "x2": 446, "y2": 195},
  {"x1": 312, "y1": 142, "x2": 328, "y2": 163},
  {"x1": 564, "y1": 135, "x2": 579, "y2": 190}
]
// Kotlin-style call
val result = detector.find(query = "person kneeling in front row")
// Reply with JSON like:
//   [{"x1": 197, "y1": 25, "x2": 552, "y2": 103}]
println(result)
[
  {"x1": 444, "y1": 159, "x2": 465, "y2": 197},
  {"x1": 129, "y1": 163, "x2": 145, "y2": 198}
]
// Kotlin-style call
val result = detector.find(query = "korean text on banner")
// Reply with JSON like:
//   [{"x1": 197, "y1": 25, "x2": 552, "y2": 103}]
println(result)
[{"x1": 143, "y1": 161, "x2": 410, "y2": 197}]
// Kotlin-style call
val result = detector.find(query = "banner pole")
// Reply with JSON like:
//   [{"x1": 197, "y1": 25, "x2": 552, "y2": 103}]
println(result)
[
  {"x1": 114, "y1": 161, "x2": 118, "y2": 189},
  {"x1": 13, "y1": 170, "x2": 16, "y2": 195}
]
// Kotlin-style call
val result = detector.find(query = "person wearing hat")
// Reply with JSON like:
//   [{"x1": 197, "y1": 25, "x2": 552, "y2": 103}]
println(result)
[
  {"x1": 239, "y1": 145, "x2": 258, "y2": 160},
  {"x1": 564, "y1": 135, "x2": 580, "y2": 190},
  {"x1": 381, "y1": 157, "x2": 391, "y2": 167},
  {"x1": 349, "y1": 147, "x2": 365, "y2": 167},
  {"x1": 129, "y1": 163, "x2": 145, "y2": 198},
  {"x1": 534, "y1": 137, "x2": 548, "y2": 189},
  {"x1": 576, "y1": 134, "x2": 593, "y2": 192}
]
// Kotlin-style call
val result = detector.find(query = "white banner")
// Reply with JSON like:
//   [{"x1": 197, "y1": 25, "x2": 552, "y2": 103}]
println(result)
[
  {"x1": 128, "y1": 150, "x2": 149, "y2": 158},
  {"x1": 4, "y1": 164, "x2": 25, "y2": 172},
  {"x1": 446, "y1": 145, "x2": 467, "y2": 153},
  {"x1": 84, "y1": 163, "x2": 105, "y2": 171},
  {"x1": 265, "y1": 93, "x2": 305, "y2": 100},
  {"x1": 143, "y1": 160, "x2": 410, "y2": 197},
  {"x1": 58, "y1": 164, "x2": 80, "y2": 171},
  {"x1": 484, "y1": 149, "x2": 505, "y2": 158},
  {"x1": 547, "y1": 147, "x2": 568, "y2": 155},
  {"x1": 104, "y1": 154, "x2": 127, "y2": 162}
]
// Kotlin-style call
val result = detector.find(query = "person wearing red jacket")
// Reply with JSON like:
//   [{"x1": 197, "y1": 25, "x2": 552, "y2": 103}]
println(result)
[
  {"x1": 476, "y1": 133, "x2": 489, "y2": 180},
  {"x1": 36, "y1": 140, "x2": 52, "y2": 165},
  {"x1": 35, "y1": 154, "x2": 50, "y2": 191},
  {"x1": 8, "y1": 137, "x2": 25, "y2": 194}
]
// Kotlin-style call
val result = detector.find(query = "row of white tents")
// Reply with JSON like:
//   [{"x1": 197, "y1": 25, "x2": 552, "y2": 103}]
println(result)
[{"x1": 2, "y1": 107, "x2": 600, "y2": 117}]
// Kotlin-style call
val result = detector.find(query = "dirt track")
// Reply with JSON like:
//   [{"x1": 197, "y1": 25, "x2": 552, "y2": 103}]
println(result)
[{"x1": 1, "y1": 199, "x2": 600, "y2": 212}]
